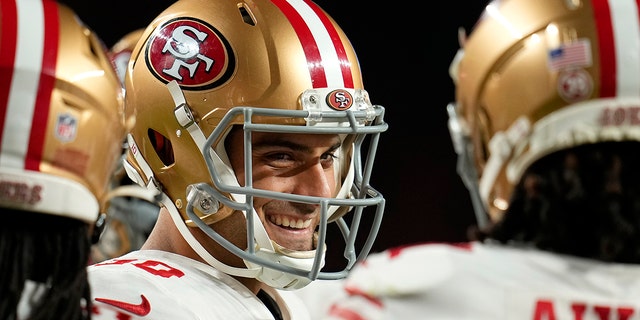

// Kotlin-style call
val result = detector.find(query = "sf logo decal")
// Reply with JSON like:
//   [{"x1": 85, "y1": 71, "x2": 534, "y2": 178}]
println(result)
[{"x1": 145, "y1": 18, "x2": 235, "y2": 90}]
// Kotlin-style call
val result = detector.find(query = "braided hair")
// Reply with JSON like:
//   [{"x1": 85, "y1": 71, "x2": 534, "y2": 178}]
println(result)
[
  {"x1": 0, "y1": 209, "x2": 92, "y2": 320},
  {"x1": 472, "y1": 141, "x2": 640, "y2": 263}
]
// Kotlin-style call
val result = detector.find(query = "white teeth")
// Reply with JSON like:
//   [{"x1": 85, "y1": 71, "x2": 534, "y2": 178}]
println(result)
[{"x1": 269, "y1": 215, "x2": 312, "y2": 229}]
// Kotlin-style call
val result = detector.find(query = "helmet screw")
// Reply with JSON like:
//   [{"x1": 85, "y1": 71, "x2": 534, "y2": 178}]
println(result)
[{"x1": 200, "y1": 198, "x2": 212, "y2": 211}]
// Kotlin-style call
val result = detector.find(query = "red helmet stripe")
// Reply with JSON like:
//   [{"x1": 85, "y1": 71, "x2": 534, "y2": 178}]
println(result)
[
  {"x1": 0, "y1": 0, "x2": 18, "y2": 147},
  {"x1": 26, "y1": 0, "x2": 58, "y2": 171},
  {"x1": 593, "y1": 0, "x2": 640, "y2": 98},
  {"x1": 592, "y1": 0, "x2": 616, "y2": 97},
  {"x1": 271, "y1": 0, "x2": 354, "y2": 89},
  {"x1": 303, "y1": 0, "x2": 354, "y2": 88},
  {"x1": 0, "y1": 0, "x2": 58, "y2": 171},
  {"x1": 271, "y1": 0, "x2": 326, "y2": 87}
]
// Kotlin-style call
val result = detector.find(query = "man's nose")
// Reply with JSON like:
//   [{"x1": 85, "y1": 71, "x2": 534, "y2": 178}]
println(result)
[{"x1": 292, "y1": 162, "x2": 333, "y2": 198}]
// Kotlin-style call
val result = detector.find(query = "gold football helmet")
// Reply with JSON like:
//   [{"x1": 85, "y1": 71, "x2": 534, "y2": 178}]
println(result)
[
  {"x1": 109, "y1": 28, "x2": 144, "y2": 86},
  {"x1": 122, "y1": 0, "x2": 387, "y2": 289},
  {"x1": 448, "y1": 0, "x2": 640, "y2": 227},
  {"x1": 0, "y1": 0, "x2": 127, "y2": 224},
  {"x1": 91, "y1": 28, "x2": 158, "y2": 263}
]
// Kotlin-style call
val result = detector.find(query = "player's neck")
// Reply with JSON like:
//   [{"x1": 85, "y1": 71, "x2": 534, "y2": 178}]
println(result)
[
  {"x1": 236, "y1": 276, "x2": 262, "y2": 294},
  {"x1": 143, "y1": 208, "x2": 265, "y2": 295}
]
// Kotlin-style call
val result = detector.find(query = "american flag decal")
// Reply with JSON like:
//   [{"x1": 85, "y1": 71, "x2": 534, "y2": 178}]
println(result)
[{"x1": 548, "y1": 39, "x2": 592, "y2": 71}]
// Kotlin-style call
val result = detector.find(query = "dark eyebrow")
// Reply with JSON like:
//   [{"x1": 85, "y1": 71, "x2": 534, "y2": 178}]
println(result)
[{"x1": 252, "y1": 137, "x2": 342, "y2": 153}]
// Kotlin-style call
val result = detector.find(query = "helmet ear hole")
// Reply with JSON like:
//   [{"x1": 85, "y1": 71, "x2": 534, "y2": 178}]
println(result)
[
  {"x1": 148, "y1": 129, "x2": 175, "y2": 166},
  {"x1": 238, "y1": 5, "x2": 256, "y2": 26}
]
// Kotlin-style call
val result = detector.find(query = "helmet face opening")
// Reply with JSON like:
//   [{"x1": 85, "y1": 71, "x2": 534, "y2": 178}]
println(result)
[{"x1": 123, "y1": 0, "x2": 388, "y2": 289}]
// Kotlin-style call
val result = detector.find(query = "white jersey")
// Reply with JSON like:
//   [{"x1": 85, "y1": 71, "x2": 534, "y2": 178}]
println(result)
[
  {"x1": 88, "y1": 250, "x2": 311, "y2": 320},
  {"x1": 294, "y1": 241, "x2": 640, "y2": 320}
]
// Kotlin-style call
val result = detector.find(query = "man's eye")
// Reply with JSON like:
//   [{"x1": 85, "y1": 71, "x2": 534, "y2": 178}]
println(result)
[
  {"x1": 322, "y1": 153, "x2": 338, "y2": 161},
  {"x1": 265, "y1": 152, "x2": 292, "y2": 162},
  {"x1": 320, "y1": 153, "x2": 337, "y2": 168}
]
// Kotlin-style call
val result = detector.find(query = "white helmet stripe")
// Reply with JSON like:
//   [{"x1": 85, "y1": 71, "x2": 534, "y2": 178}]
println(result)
[
  {"x1": 1, "y1": 0, "x2": 57, "y2": 171},
  {"x1": 272, "y1": 0, "x2": 355, "y2": 89},
  {"x1": 596, "y1": 0, "x2": 640, "y2": 96}
]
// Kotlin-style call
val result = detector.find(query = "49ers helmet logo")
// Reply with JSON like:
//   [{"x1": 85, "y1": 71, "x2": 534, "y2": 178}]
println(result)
[
  {"x1": 145, "y1": 17, "x2": 235, "y2": 90},
  {"x1": 326, "y1": 89, "x2": 353, "y2": 111}
]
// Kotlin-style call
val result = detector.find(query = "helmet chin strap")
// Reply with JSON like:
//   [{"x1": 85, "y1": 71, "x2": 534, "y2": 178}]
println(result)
[
  {"x1": 124, "y1": 133, "x2": 261, "y2": 278},
  {"x1": 243, "y1": 205, "x2": 323, "y2": 290},
  {"x1": 166, "y1": 81, "x2": 323, "y2": 289},
  {"x1": 163, "y1": 191, "x2": 263, "y2": 278}
]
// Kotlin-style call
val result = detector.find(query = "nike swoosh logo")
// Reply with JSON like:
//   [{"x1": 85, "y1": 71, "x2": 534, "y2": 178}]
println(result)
[{"x1": 95, "y1": 294, "x2": 151, "y2": 316}]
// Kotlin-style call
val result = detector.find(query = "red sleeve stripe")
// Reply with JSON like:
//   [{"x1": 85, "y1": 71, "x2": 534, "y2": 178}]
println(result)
[{"x1": 270, "y1": 0, "x2": 355, "y2": 89}]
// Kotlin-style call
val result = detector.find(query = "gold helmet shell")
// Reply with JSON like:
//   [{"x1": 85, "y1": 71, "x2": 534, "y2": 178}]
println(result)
[
  {"x1": 448, "y1": 0, "x2": 640, "y2": 225},
  {"x1": 0, "y1": 0, "x2": 127, "y2": 223}
]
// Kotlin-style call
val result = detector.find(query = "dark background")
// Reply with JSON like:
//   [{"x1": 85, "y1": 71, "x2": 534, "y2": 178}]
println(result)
[{"x1": 59, "y1": 0, "x2": 490, "y2": 256}]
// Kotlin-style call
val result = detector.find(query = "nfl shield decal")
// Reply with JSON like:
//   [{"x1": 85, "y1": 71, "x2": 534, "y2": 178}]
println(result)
[{"x1": 55, "y1": 113, "x2": 77, "y2": 142}]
